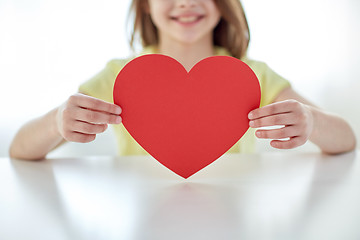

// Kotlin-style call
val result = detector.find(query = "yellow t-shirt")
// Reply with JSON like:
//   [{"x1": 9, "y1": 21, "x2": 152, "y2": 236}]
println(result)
[{"x1": 79, "y1": 46, "x2": 290, "y2": 155}]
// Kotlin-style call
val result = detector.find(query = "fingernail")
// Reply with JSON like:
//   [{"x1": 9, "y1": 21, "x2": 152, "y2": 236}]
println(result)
[
  {"x1": 116, "y1": 107, "x2": 122, "y2": 114},
  {"x1": 249, "y1": 121, "x2": 254, "y2": 127},
  {"x1": 115, "y1": 116, "x2": 122, "y2": 124},
  {"x1": 248, "y1": 112, "x2": 253, "y2": 119}
]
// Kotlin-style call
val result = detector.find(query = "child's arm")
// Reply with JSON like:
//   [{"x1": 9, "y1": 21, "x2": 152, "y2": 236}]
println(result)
[
  {"x1": 248, "y1": 87, "x2": 356, "y2": 154},
  {"x1": 9, "y1": 93, "x2": 122, "y2": 160}
]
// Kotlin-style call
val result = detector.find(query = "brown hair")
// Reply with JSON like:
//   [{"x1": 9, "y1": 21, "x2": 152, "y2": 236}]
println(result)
[{"x1": 128, "y1": 0, "x2": 250, "y2": 59}]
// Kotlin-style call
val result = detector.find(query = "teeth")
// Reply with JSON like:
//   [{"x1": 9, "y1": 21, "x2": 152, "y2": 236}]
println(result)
[{"x1": 177, "y1": 16, "x2": 198, "y2": 23}]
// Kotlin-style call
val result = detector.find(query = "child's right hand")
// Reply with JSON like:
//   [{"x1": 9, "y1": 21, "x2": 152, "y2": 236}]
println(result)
[{"x1": 56, "y1": 93, "x2": 122, "y2": 143}]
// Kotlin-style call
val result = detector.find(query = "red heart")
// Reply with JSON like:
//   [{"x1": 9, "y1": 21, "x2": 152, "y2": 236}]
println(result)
[{"x1": 113, "y1": 54, "x2": 260, "y2": 178}]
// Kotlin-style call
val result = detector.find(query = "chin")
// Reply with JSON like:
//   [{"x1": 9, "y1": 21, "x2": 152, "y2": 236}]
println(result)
[{"x1": 173, "y1": 34, "x2": 207, "y2": 45}]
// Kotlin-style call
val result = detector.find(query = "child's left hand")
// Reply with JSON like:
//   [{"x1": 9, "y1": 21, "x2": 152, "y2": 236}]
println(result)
[{"x1": 248, "y1": 100, "x2": 314, "y2": 149}]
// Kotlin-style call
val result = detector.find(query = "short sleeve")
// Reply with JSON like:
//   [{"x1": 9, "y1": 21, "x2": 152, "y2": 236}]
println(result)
[
  {"x1": 78, "y1": 59, "x2": 129, "y2": 103},
  {"x1": 243, "y1": 59, "x2": 291, "y2": 107}
]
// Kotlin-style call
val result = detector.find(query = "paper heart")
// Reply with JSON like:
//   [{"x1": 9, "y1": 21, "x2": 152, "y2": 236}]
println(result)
[{"x1": 113, "y1": 54, "x2": 260, "y2": 178}]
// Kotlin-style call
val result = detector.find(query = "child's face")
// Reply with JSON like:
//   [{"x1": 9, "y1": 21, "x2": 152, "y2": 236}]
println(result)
[{"x1": 147, "y1": 0, "x2": 221, "y2": 45}]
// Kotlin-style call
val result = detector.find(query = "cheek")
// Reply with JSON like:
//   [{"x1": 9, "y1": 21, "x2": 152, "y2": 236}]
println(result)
[
  {"x1": 212, "y1": 12, "x2": 221, "y2": 27},
  {"x1": 149, "y1": 5, "x2": 170, "y2": 29},
  {"x1": 207, "y1": 4, "x2": 221, "y2": 27}
]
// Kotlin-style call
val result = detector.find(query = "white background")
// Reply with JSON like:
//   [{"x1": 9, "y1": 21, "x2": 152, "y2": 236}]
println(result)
[{"x1": 1, "y1": 0, "x2": 359, "y2": 157}]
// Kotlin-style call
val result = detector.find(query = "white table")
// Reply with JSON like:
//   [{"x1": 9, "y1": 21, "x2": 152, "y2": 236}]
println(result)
[{"x1": 1, "y1": 151, "x2": 360, "y2": 240}]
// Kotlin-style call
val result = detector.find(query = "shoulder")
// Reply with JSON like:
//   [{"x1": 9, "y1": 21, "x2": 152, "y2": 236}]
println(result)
[
  {"x1": 241, "y1": 57, "x2": 270, "y2": 77},
  {"x1": 104, "y1": 46, "x2": 160, "y2": 74},
  {"x1": 104, "y1": 57, "x2": 135, "y2": 75},
  {"x1": 78, "y1": 56, "x2": 136, "y2": 102},
  {"x1": 241, "y1": 57, "x2": 288, "y2": 84},
  {"x1": 241, "y1": 57, "x2": 291, "y2": 106}
]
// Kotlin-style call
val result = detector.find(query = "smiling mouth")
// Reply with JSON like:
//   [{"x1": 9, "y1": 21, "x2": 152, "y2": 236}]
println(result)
[{"x1": 171, "y1": 15, "x2": 204, "y2": 24}]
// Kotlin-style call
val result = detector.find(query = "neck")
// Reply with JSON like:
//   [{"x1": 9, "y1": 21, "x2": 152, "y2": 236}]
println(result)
[{"x1": 158, "y1": 38, "x2": 215, "y2": 72}]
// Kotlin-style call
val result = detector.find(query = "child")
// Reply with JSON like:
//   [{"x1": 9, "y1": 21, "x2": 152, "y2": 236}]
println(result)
[{"x1": 9, "y1": 0, "x2": 356, "y2": 160}]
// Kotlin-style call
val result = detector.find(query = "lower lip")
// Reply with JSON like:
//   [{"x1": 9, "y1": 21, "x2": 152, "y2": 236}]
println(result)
[{"x1": 172, "y1": 16, "x2": 204, "y2": 27}]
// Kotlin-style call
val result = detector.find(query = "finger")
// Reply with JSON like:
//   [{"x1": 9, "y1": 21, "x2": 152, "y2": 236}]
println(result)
[
  {"x1": 74, "y1": 107, "x2": 122, "y2": 124},
  {"x1": 270, "y1": 137, "x2": 306, "y2": 149},
  {"x1": 249, "y1": 112, "x2": 298, "y2": 128},
  {"x1": 255, "y1": 126, "x2": 299, "y2": 139},
  {"x1": 71, "y1": 93, "x2": 122, "y2": 115},
  {"x1": 63, "y1": 131, "x2": 96, "y2": 143},
  {"x1": 72, "y1": 121, "x2": 108, "y2": 134},
  {"x1": 248, "y1": 100, "x2": 301, "y2": 120}
]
